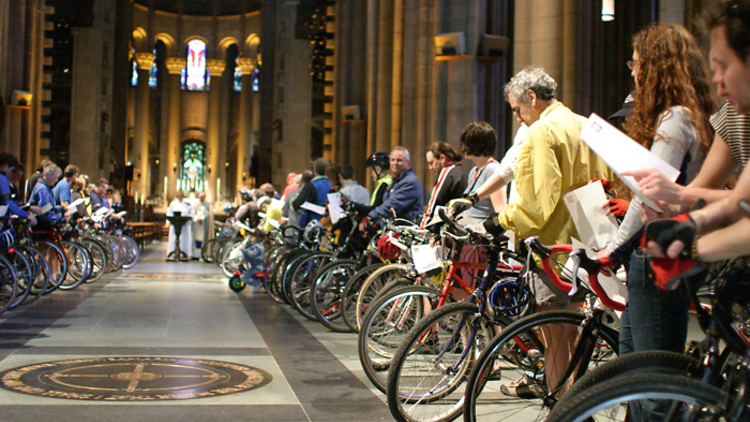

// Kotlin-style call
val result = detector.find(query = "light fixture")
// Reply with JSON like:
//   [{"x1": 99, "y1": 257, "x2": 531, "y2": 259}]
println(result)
[{"x1": 601, "y1": 0, "x2": 615, "y2": 22}]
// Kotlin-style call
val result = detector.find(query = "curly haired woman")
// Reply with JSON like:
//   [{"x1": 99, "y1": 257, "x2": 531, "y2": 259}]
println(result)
[{"x1": 596, "y1": 23, "x2": 716, "y2": 359}]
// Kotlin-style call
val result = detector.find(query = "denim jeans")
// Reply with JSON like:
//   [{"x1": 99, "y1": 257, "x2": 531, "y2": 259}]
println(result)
[{"x1": 619, "y1": 249, "x2": 691, "y2": 422}]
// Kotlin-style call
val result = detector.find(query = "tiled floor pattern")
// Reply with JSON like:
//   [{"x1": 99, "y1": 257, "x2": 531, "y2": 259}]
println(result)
[{"x1": 0, "y1": 242, "x2": 391, "y2": 422}]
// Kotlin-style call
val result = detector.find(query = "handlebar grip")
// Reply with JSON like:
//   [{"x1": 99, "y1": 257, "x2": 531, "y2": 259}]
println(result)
[{"x1": 437, "y1": 208, "x2": 468, "y2": 236}]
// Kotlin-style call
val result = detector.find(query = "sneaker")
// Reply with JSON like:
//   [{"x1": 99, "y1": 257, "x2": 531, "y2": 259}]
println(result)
[{"x1": 500, "y1": 377, "x2": 546, "y2": 399}]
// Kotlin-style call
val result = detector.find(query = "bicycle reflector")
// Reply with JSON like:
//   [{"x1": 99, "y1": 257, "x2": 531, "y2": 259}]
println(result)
[
  {"x1": 228, "y1": 275, "x2": 246, "y2": 292},
  {"x1": 377, "y1": 234, "x2": 402, "y2": 262}
]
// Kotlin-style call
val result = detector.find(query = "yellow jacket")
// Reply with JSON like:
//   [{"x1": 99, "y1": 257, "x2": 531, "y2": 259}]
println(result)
[
  {"x1": 263, "y1": 198, "x2": 285, "y2": 233},
  {"x1": 497, "y1": 102, "x2": 613, "y2": 247}
]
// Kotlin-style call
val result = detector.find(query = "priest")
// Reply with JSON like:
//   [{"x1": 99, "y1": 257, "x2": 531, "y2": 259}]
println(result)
[{"x1": 191, "y1": 191, "x2": 213, "y2": 259}]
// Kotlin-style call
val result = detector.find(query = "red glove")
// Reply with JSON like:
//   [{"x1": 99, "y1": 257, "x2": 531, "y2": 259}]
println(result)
[
  {"x1": 590, "y1": 178, "x2": 611, "y2": 192},
  {"x1": 608, "y1": 198, "x2": 629, "y2": 217},
  {"x1": 642, "y1": 214, "x2": 700, "y2": 291}
]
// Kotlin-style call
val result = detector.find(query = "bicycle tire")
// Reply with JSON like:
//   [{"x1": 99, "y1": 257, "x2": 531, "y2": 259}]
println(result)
[
  {"x1": 22, "y1": 244, "x2": 50, "y2": 298},
  {"x1": 59, "y1": 240, "x2": 90, "y2": 289},
  {"x1": 80, "y1": 238, "x2": 107, "y2": 282},
  {"x1": 286, "y1": 252, "x2": 332, "y2": 320},
  {"x1": 7, "y1": 249, "x2": 32, "y2": 309},
  {"x1": 546, "y1": 373, "x2": 728, "y2": 422},
  {"x1": 0, "y1": 252, "x2": 17, "y2": 314},
  {"x1": 201, "y1": 238, "x2": 218, "y2": 263},
  {"x1": 119, "y1": 235, "x2": 139, "y2": 269},
  {"x1": 309, "y1": 259, "x2": 359, "y2": 332},
  {"x1": 563, "y1": 350, "x2": 703, "y2": 401},
  {"x1": 35, "y1": 240, "x2": 69, "y2": 294},
  {"x1": 342, "y1": 263, "x2": 386, "y2": 332},
  {"x1": 358, "y1": 285, "x2": 441, "y2": 393},
  {"x1": 355, "y1": 263, "x2": 410, "y2": 330},
  {"x1": 463, "y1": 310, "x2": 619, "y2": 422},
  {"x1": 387, "y1": 301, "x2": 495, "y2": 422}
]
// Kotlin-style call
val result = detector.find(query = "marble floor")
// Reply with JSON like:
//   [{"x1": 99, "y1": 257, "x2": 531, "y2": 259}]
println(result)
[{"x1": 0, "y1": 242, "x2": 390, "y2": 422}]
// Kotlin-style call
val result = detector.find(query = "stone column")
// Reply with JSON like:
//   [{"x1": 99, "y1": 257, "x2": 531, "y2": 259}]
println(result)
[
  {"x1": 205, "y1": 59, "x2": 225, "y2": 203},
  {"x1": 235, "y1": 58, "x2": 255, "y2": 193},
  {"x1": 132, "y1": 52, "x2": 154, "y2": 200},
  {"x1": 165, "y1": 57, "x2": 185, "y2": 202}
]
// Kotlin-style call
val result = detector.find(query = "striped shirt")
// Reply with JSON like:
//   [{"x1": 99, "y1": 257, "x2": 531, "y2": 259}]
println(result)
[{"x1": 710, "y1": 102, "x2": 750, "y2": 167}]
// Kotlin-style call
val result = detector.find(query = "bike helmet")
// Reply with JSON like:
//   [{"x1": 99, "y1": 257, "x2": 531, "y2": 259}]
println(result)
[
  {"x1": 222, "y1": 203, "x2": 234, "y2": 212},
  {"x1": 303, "y1": 220, "x2": 326, "y2": 244},
  {"x1": 366, "y1": 152, "x2": 390, "y2": 176},
  {"x1": 239, "y1": 188, "x2": 253, "y2": 202},
  {"x1": 377, "y1": 233, "x2": 402, "y2": 262}
]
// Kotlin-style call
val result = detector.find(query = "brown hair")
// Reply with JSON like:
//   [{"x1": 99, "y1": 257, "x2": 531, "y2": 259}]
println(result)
[
  {"x1": 626, "y1": 24, "x2": 715, "y2": 156},
  {"x1": 326, "y1": 163, "x2": 342, "y2": 185},
  {"x1": 427, "y1": 141, "x2": 463, "y2": 163},
  {"x1": 459, "y1": 122, "x2": 497, "y2": 158},
  {"x1": 703, "y1": 0, "x2": 750, "y2": 62}
]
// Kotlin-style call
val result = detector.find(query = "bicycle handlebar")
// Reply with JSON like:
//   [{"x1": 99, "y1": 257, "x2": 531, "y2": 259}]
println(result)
[{"x1": 525, "y1": 236, "x2": 625, "y2": 312}]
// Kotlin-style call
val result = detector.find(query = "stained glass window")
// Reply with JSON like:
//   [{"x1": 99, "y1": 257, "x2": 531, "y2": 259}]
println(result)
[
  {"x1": 180, "y1": 68, "x2": 186, "y2": 90},
  {"x1": 252, "y1": 69, "x2": 259, "y2": 92},
  {"x1": 148, "y1": 48, "x2": 158, "y2": 88},
  {"x1": 233, "y1": 66, "x2": 242, "y2": 92},
  {"x1": 180, "y1": 142, "x2": 206, "y2": 192},
  {"x1": 186, "y1": 39, "x2": 207, "y2": 91},
  {"x1": 131, "y1": 61, "x2": 138, "y2": 86}
]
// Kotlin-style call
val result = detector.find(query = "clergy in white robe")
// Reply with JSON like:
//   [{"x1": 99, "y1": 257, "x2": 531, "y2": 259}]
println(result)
[
  {"x1": 166, "y1": 190, "x2": 194, "y2": 260},
  {"x1": 191, "y1": 191, "x2": 213, "y2": 257}
]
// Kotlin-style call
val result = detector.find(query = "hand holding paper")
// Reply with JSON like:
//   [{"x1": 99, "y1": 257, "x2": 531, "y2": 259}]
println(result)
[{"x1": 580, "y1": 114, "x2": 680, "y2": 212}]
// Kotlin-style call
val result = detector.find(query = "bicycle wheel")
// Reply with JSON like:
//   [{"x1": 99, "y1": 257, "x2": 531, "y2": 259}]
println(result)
[
  {"x1": 35, "y1": 240, "x2": 69, "y2": 294},
  {"x1": 59, "y1": 240, "x2": 90, "y2": 290},
  {"x1": 80, "y1": 238, "x2": 107, "y2": 282},
  {"x1": 7, "y1": 249, "x2": 32, "y2": 309},
  {"x1": 387, "y1": 301, "x2": 496, "y2": 422},
  {"x1": 201, "y1": 238, "x2": 218, "y2": 263},
  {"x1": 546, "y1": 373, "x2": 728, "y2": 422},
  {"x1": 342, "y1": 263, "x2": 386, "y2": 332},
  {"x1": 463, "y1": 310, "x2": 619, "y2": 422},
  {"x1": 310, "y1": 259, "x2": 359, "y2": 332},
  {"x1": 0, "y1": 253, "x2": 18, "y2": 313},
  {"x1": 263, "y1": 247, "x2": 294, "y2": 304},
  {"x1": 355, "y1": 263, "x2": 410, "y2": 330},
  {"x1": 286, "y1": 252, "x2": 331, "y2": 320},
  {"x1": 221, "y1": 240, "x2": 245, "y2": 278},
  {"x1": 22, "y1": 245, "x2": 50, "y2": 298},
  {"x1": 563, "y1": 350, "x2": 703, "y2": 402},
  {"x1": 358, "y1": 285, "x2": 441, "y2": 393},
  {"x1": 118, "y1": 235, "x2": 139, "y2": 269}
]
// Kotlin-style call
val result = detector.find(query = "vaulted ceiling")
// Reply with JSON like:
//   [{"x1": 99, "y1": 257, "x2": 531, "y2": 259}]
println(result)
[{"x1": 133, "y1": 0, "x2": 263, "y2": 16}]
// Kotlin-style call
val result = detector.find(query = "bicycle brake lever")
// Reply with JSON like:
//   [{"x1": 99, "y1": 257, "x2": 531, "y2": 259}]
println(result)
[{"x1": 569, "y1": 252, "x2": 581, "y2": 297}]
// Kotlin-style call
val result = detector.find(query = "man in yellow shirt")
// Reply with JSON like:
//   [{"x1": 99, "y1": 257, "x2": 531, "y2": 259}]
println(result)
[{"x1": 482, "y1": 66, "x2": 613, "y2": 397}]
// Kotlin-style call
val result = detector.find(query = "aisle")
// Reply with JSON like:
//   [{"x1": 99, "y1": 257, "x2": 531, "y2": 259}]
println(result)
[{"x1": 0, "y1": 242, "x2": 390, "y2": 422}]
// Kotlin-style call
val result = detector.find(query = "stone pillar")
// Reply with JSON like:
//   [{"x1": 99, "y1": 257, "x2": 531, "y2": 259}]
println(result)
[
  {"x1": 236, "y1": 58, "x2": 255, "y2": 193},
  {"x1": 375, "y1": 0, "x2": 394, "y2": 153},
  {"x1": 165, "y1": 57, "x2": 184, "y2": 202},
  {"x1": 132, "y1": 52, "x2": 154, "y2": 200},
  {"x1": 205, "y1": 59, "x2": 225, "y2": 203}
]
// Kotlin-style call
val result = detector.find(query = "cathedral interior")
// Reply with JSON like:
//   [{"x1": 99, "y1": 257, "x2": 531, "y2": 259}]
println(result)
[{"x1": 0, "y1": 0, "x2": 708, "y2": 216}]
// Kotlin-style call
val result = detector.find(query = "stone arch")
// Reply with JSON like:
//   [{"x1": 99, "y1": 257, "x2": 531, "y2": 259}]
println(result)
[
  {"x1": 132, "y1": 27, "x2": 148, "y2": 52},
  {"x1": 219, "y1": 37, "x2": 240, "y2": 54},
  {"x1": 244, "y1": 34, "x2": 260, "y2": 59},
  {"x1": 154, "y1": 32, "x2": 176, "y2": 57}
]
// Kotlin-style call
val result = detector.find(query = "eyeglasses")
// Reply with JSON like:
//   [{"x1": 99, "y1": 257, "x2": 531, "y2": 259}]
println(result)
[{"x1": 627, "y1": 60, "x2": 639, "y2": 70}]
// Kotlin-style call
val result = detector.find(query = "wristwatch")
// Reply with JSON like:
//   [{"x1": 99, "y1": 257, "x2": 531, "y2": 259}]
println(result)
[{"x1": 466, "y1": 192, "x2": 480, "y2": 205}]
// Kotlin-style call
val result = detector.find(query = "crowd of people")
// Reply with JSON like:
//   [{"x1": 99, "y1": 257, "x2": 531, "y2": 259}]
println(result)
[
  {"x1": 228, "y1": 0, "x2": 750, "y2": 405},
  {"x1": 0, "y1": 156, "x2": 124, "y2": 231}
]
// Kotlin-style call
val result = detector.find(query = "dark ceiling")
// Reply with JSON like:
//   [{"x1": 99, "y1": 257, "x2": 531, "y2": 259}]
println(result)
[{"x1": 133, "y1": 0, "x2": 262, "y2": 16}]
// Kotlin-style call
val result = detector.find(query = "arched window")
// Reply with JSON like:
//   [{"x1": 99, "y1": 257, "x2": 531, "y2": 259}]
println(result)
[
  {"x1": 148, "y1": 48, "x2": 158, "y2": 88},
  {"x1": 131, "y1": 60, "x2": 138, "y2": 86},
  {"x1": 185, "y1": 39, "x2": 207, "y2": 91},
  {"x1": 233, "y1": 66, "x2": 242, "y2": 92},
  {"x1": 179, "y1": 141, "x2": 206, "y2": 192}
]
